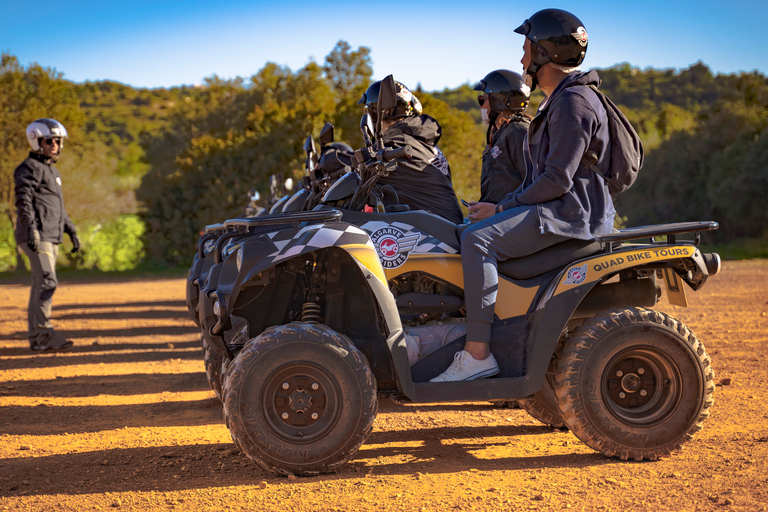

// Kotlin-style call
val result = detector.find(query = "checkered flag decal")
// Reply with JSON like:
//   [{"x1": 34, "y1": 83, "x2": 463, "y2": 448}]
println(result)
[
  {"x1": 264, "y1": 222, "x2": 373, "y2": 264},
  {"x1": 356, "y1": 220, "x2": 458, "y2": 254}
]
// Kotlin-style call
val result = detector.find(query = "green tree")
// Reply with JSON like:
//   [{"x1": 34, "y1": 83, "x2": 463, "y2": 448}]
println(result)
[
  {"x1": 419, "y1": 93, "x2": 485, "y2": 203},
  {"x1": 138, "y1": 62, "x2": 337, "y2": 264},
  {"x1": 323, "y1": 41, "x2": 373, "y2": 149}
]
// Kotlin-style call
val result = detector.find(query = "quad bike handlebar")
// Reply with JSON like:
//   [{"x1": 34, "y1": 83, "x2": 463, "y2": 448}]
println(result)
[{"x1": 380, "y1": 145, "x2": 413, "y2": 162}]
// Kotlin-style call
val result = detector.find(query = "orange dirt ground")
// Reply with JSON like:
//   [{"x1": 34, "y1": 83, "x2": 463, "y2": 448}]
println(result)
[{"x1": 1, "y1": 260, "x2": 767, "y2": 511}]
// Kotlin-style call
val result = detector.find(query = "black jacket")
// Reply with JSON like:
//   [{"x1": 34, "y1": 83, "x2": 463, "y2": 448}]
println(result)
[
  {"x1": 378, "y1": 115, "x2": 463, "y2": 224},
  {"x1": 479, "y1": 115, "x2": 530, "y2": 204},
  {"x1": 14, "y1": 152, "x2": 76, "y2": 244}
]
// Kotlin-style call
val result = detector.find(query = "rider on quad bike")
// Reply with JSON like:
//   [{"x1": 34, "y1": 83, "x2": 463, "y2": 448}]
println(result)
[
  {"x1": 357, "y1": 79, "x2": 463, "y2": 223},
  {"x1": 434, "y1": 8, "x2": 623, "y2": 382}
]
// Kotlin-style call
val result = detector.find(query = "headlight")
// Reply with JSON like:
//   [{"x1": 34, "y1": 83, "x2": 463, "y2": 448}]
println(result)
[
  {"x1": 213, "y1": 300, "x2": 220, "y2": 316},
  {"x1": 236, "y1": 248, "x2": 243, "y2": 272}
]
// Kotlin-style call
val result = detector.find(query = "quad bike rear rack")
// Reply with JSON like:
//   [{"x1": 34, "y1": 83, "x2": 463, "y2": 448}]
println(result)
[{"x1": 596, "y1": 221, "x2": 719, "y2": 251}]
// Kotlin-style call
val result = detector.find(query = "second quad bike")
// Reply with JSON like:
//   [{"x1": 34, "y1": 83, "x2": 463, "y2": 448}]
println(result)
[{"x1": 190, "y1": 76, "x2": 721, "y2": 476}]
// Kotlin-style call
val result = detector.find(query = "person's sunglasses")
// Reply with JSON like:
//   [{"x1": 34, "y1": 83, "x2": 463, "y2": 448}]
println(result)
[{"x1": 44, "y1": 138, "x2": 61, "y2": 146}]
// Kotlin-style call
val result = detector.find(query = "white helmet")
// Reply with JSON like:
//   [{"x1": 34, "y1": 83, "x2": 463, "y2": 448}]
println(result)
[{"x1": 26, "y1": 118, "x2": 68, "y2": 152}]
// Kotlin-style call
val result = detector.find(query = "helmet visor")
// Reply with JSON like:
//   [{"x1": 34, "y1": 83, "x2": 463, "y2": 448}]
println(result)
[{"x1": 514, "y1": 19, "x2": 530, "y2": 35}]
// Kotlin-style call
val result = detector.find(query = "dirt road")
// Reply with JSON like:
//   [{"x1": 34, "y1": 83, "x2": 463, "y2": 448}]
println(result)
[{"x1": 1, "y1": 260, "x2": 767, "y2": 511}]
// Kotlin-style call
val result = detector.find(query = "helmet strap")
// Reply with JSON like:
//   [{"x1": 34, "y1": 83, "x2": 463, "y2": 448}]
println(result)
[{"x1": 524, "y1": 40, "x2": 550, "y2": 92}]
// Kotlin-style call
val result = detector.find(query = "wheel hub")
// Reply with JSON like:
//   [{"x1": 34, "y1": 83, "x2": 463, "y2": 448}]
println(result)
[
  {"x1": 603, "y1": 349, "x2": 681, "y2": 426},
  {"x1": 288, "y1": 389, "x2": 313, "y2": 413},
  {"x1": 620, "y1": 373, "x2": 642, "y2": 393},
  {"x1": 262, "y1": 365, "x2": 338, "y2": 443}
]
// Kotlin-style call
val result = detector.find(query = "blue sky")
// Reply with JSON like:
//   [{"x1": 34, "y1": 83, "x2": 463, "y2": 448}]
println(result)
[{"x1": 1, "y1": 0, "x2": 765, "y2": 92}]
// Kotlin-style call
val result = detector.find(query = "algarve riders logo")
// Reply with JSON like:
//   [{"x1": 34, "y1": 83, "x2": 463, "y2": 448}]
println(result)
[
  {"x1": 371, "y1": 227, "x2": 420, "y2": 269},
  {"x1": 563, "y1": 263, "x2": 588, "y2": 285},
  {"x1": 572, "y1": 26, "x2": 588, "y2": 47}
]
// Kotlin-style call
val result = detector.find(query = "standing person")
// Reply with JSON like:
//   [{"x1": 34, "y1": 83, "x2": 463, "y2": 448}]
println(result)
[
  {"x1": 358, "y1": 80, "x2": 464, "y2": 224},
  {"x1": 474, "y1": 70, "x2": 531, "y2": 204},
  {"x1": 14, "y1": 118, "x2": 80, "y2": 352},
  {"x1": 432, "y1": 9, "x2": 616, "y2": 381}
]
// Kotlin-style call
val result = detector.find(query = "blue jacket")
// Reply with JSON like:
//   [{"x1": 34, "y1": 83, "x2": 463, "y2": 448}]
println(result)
[{"x1": 496, "y1": 70, "x2": 616, "y2": 240}]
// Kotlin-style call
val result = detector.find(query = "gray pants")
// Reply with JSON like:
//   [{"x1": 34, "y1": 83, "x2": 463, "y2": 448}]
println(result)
[
  {"x1": 461, "y1": 205, "x2": 569, "y2": 344},
  {"x1": 21, "y1": 242, "x2": 59, "y2": 347}
]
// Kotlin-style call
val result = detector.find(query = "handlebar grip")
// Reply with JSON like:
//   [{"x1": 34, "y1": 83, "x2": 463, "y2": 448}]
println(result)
[{"x1": 382, "y1": 145, "x2": 413, "y2": 162}]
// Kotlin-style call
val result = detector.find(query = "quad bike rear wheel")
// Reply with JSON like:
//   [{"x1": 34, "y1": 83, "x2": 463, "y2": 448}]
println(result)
[
  {"x1": 202, "y1": 337, "x2": 224, "y2": 400},
  {"x1": 555, "y1": 307, "x2": 715, "y2": 461},
  {"x1": 518, "y1": 374, "x2": 566, "y2": 429},
  {"x1": 518, "y1": 337, "x2": 566, "y2": 429},
  {"x1": 223, "y1": 323, "x2": 378, "y2": 476}
]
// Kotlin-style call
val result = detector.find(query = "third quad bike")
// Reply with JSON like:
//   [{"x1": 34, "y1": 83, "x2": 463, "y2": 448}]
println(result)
[{"x1": 193, "y1": 76, "x2": 721, "y2": 475}]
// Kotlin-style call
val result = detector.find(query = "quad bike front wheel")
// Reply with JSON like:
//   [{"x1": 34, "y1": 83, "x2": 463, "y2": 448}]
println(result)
[
  {"x1": 555, "y1": 307, "x2": 714, "y2": 461},
  {"x1": 223, "y1": 323, "x2": 378, "y2": 476}
]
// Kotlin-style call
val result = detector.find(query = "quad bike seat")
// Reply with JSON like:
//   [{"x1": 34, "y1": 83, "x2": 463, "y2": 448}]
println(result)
[
  {"x1": 497, "y1": 239, "x2": 604, "y2": 280},
  {"x1": 456, "y1": 223, "x2": 603, "y2": 280}
]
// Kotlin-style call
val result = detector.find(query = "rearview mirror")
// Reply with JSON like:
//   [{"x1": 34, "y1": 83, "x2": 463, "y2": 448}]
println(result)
[
  {"x1": 303, "y1": 135, "x2": 316, "y2": 154},
  {"x1": 360, "y1": 113, "x2": 374, "y2": 145},
  {"x1": 318, "y1": 123, "x2": 334, "y2": 146}
]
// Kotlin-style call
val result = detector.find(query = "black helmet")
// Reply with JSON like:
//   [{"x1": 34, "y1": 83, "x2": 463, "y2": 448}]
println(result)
[
  {"x1": 321, "y1": 141, "x2": 353, "y2": 153},
  {"x1": 358, "y1": 79, "x2": 422, "y2": 123},
  {"x1": 515, "y1": 9, "x2": 588, "y2": 81},
  {"x1": 473, "y1": 70, "x2": 531, "y2": 114}
]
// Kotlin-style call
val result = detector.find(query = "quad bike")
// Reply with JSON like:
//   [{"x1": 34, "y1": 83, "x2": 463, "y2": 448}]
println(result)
[
  {"x1": 186, "y1": 124, "x2": 355, "y2": 397},
  {"x1": 193, "y1": 76, "x2": 721, "y2": 475}
]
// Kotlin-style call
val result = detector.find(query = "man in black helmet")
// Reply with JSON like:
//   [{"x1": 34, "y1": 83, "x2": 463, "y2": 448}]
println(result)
[
  {"x1": 14, "y1": 118, "x2": 80, "y2": 352},
  {"x1": 473, "y1": 70, "x2": 531, "y2": 204},
  {"x1": 358, "y1": 80, "x2": 463, "y2": 224},
  {"x1": 433, "y1": 9, "x2": 616, "y2": 381}
]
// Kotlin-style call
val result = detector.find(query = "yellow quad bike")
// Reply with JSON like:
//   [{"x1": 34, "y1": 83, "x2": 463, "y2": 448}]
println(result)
[
  {"x1": 200, "y1": 210, "x2": 720, "y2": 476},
  {"x1": 198, "y1": 77, "x2": 721, "y2": 475}
]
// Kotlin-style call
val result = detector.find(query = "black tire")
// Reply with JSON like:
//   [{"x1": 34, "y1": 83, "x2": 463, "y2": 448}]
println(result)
[
  {"x1": 203, "y1": 337, "x2": 224, "y2": 400},
  {"x1": 222, "y1": 323, "x2": 378, "y2": 476},
  {"x1": 518, "y1": 374, "x2": 566, "y2": 429},
  {"x1": 555, "y1": 307, "x2": 715, "y2": 461},
  {"x1": 220, "y1": 356, "x2": 231, "y2": 395},
  {"x1": 518, "y1": 337, "x2": 566, "y2": 429}
]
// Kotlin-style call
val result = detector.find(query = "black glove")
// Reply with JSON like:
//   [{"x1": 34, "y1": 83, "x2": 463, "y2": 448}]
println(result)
[
  {"x1": 27, "y1": 227, "x2": 40, "y2": 252},
  {"x1": 69, "y1": 232, "x2": 81, "y2": 254}
]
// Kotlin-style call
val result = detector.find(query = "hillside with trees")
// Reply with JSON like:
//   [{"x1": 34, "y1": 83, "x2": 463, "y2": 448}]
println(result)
[{"x1": 1, "y1": 46, "x2": 766, "y2": 270}]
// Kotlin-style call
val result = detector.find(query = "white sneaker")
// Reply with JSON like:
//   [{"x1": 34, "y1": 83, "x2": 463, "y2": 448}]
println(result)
[{"x1": 429, "y1": 350, "x2": 499, "y2": 382}]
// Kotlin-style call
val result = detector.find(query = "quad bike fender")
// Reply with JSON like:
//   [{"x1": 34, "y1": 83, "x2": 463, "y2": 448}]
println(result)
[
  {"x1": 199, "y1": 260, "x2": 229, "y2": 358},
  {"x1": 203, "y1": 221, "x2": 404, "y2": 359},
  {"x1": 346, "y1": 255, "x2": 413, "y2": 398},
  {"x1": 187, "y1": 242, "x2": 220, "y2": 326},
  {"x1": 525, "y1": 244, "x2": 715, "y2": 394},
  {"x1": 547, "y1": 245, "x2": 712, "y2": 298}
]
